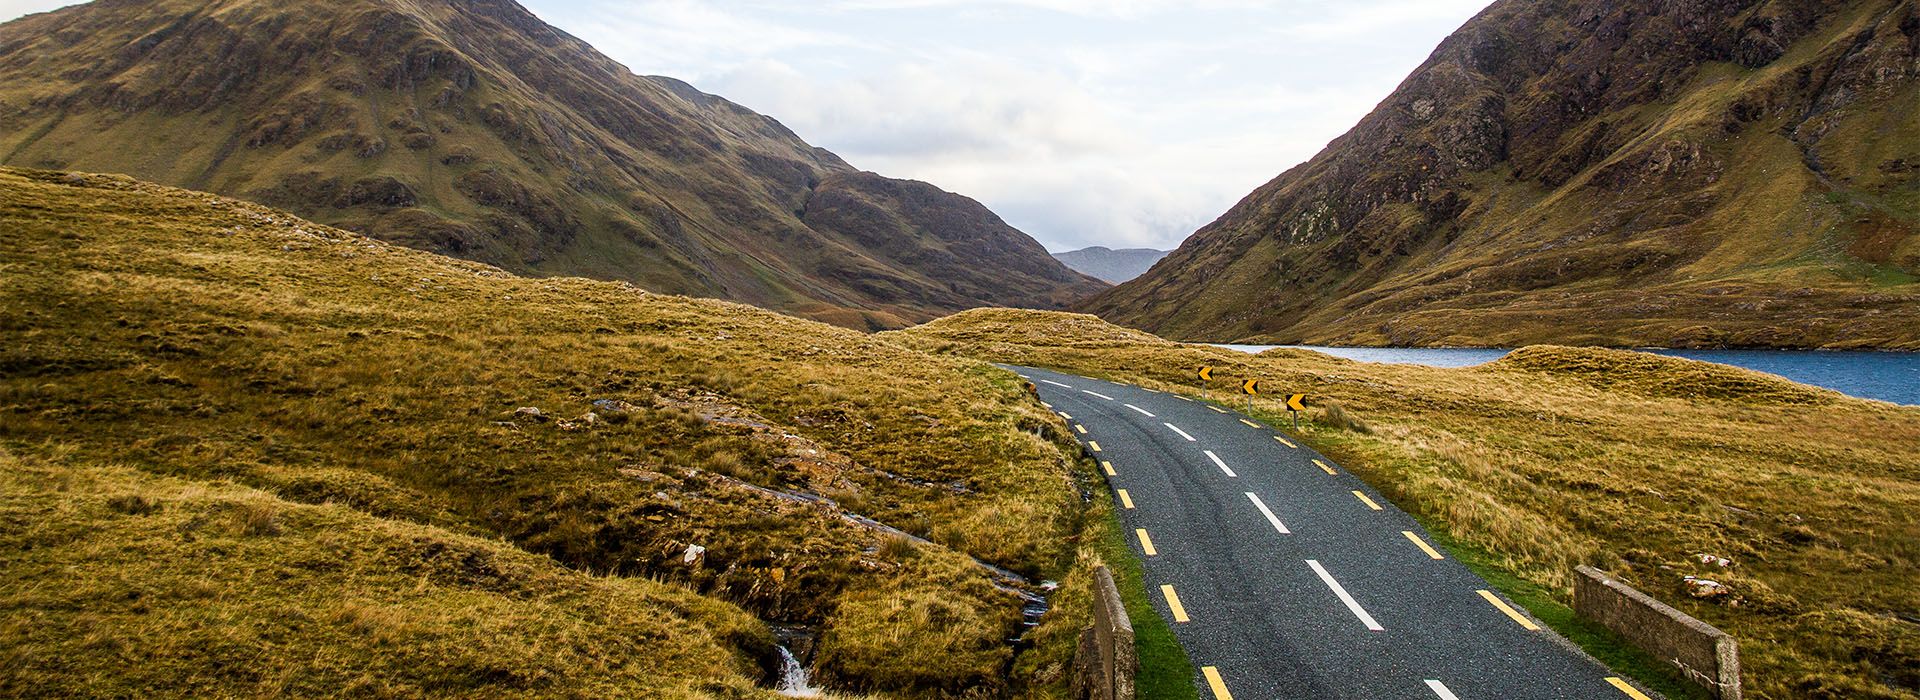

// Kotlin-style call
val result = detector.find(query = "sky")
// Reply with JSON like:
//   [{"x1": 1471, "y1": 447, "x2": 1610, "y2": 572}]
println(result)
[{"x1": 0, "y1": 0, "x2": 1494, "y2": 253}]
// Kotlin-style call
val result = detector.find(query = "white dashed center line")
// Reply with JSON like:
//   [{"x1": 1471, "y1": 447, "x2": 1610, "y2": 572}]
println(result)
[
  {"x1": 1041, "y1": 379, "x2": 1073, "y2": 388},
  {"x1": 1307, "y1": 560, "x2": 1384, "y2": 631},
  {"x1": 1204, "y1": 450, "x2": 1237, "y2": 477},
  {"x1": 1083, "y1": 389, "x2": 1114, "y2": 400},
  {"x1": 1425, "y1": 680, "x2": 1462, "y2": 700},
  {"x1": 1164, "y1": 423, "x2": 1196, "y2": 441},
  {"x1": 1245, "y1": 492, "x2": 1289, "y2": 534},
  {"x1": 1124, "y1": 403, "x2": 1155, "y2": 417}
]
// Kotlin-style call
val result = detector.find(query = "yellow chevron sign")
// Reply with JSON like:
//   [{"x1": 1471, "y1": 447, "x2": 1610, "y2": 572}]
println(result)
[
  {"x1": 1198, "y1": 367, "x2": 1213, "y2": 381},
  {"x1": 1242, "y1": 378, "x2": 1259, "y2": 395},
  {"x1": 1286, "y1": 394, "x2": 1308, "y2": 411}
]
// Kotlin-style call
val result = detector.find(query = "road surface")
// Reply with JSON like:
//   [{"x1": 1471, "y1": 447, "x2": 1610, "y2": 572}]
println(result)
[{"x1": 1012, "y1": 365, "x2": 1658, "y2": 700}]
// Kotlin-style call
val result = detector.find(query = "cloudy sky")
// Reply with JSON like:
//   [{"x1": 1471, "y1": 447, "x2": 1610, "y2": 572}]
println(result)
[{"x1": 1, "y1": 0, "x2": 1493, "y2": 252}]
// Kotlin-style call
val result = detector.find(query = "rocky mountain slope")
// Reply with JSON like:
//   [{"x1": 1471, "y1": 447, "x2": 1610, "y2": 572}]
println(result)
[
  {"x1": 1051, "y1": 246, "x2": 1169, "y2": 284},
  {"x1": 0, "y1": 0, "x2": 1104, "y2": 329},
  {"x1": 1078, "y1": 0, "x2": 1920, "y2": 349},
  {"x1": 0, "y1": 167, "x2": 1101, "y2": 698}
]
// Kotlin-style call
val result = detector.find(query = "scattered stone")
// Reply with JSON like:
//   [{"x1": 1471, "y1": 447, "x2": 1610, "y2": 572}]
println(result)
[
  {"x1": 1697, "y1": 554, "x2": 1734, "y2": 568},
  {"x1": 555, "y1": 420, "x2": 581, "y2": 432},
  {"x1": 681, "y1": 544, "x2": 706, "y2": 565},
  {"x1": 490, "y1": 421, "x2": 520, "y2": 431},
  {"x1": 577, "y1": 412, "x2": 599, "y2": 426},
  {"x1": 513, "y1": 406, "x2": 547, "y2": 422},
  {"x1": 1683, "y1": 576, "x2": 1732, "y2": 599}
]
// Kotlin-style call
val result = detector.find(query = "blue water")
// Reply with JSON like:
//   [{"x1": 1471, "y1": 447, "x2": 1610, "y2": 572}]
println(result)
[{"x1": 1212, "y1": 344, "x2": 1920, "y2": 406}]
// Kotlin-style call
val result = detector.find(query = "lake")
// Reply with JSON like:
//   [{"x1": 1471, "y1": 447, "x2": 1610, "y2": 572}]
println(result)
[{"x1": 1211, "y1": 345, "x2": 1920, "y2": 406}]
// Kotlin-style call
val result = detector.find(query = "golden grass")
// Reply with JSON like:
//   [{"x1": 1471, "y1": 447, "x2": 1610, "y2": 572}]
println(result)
[
  {"x1": 0, "y1": 168, "x2": 1096, "y2": 697},
  {"x1": 0, "y1": 447, "x2": 780, "y2": 699},
  {"x1": 891, "y1": 308, "x2": 1920, "y2": 700}
]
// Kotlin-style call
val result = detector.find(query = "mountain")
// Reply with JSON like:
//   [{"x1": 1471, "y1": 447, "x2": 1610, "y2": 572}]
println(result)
[
  {"x1": 1051, "y1": 246, "x2": 1170, "y2": 284},
  {"x1": 1077, "y1": 0, "x2": 1920, "y2": 349},
  {"x1": 0, "y1": 0, "x2": 1105, "y2": 330}
]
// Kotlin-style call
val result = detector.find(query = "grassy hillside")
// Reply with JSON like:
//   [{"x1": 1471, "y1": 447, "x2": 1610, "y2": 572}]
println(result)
[
  {"x1": 0, "y1": 449, "x2": 777, "y2": 699},
  {"x1": 0, "y1": 0, "x2": 1104, "y2": 329},
  {"x1": 891, "y1": 308, "x2": 1920, "y2": 700},
  {"x1": 1079, "y1": 0, "x2": 1920, "y2": 349},
  {"x1": 0, "y1": 167, "x2": 1104, "y2": 698}
]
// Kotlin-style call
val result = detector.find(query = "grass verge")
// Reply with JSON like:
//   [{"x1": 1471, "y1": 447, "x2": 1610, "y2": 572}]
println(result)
[{"x1": 1096, "y1": 505, "x2": 1201, "y2": 700}]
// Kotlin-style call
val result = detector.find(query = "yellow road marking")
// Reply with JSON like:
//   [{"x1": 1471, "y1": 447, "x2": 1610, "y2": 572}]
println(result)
[
  {"x1": 1207, "y1": 405, "x2": 1226, "y2": 413},
  {"x1": 1274, "y1": 435, "x2": 1297, "y2": 448},
  {"x1": 1314, "y1": 459, "x2": 1335, "y2": 474},
  {"x1": 1352, "y1": 491, "x2": 1382, "y2": 510},
  {"x1": 1102, "y1": 461, "x2": 1116, "y2": 476},
  {"x1": 1075, "y1": 424, "x2": 1087, "y2": 434},
  {"x1": 1135, "y1": 529, "x2": 1157, "y2": 556},
  {"x1": 1088, "y1": 441, "x2": 1102, "y2": 452},
  {"x1": 1117, "y1": 489, "x2": 1134, "y2": 509},
  {"x1": 1238, "y1": 418, "x2": 1260, "y2": 428},
  {"x1": 1402, "y1": 531, "x2": 1444, "y2": 559},
  {"x1": 1144, "y1": 388, "x2": 1160, "y2": 393},
  {"x1": 1160, "y1": 584, "x2": 1190, "y2": 622},
  {"x1": 1041, "y1": 401, "x2": 1052, "y2": 409},
  {"x1": 1176, "y1": 395, "x2": 1193, "y2": 402},
  {"x1": 1605, "y1": 677, "x2": 1653, "y2": 700},
  {"x1": 1201, "y1": 666, "x2": 1233, "y2": 700},
  {"x1": 1057, "y1": 411, "x2": 1071, "y2": 419},
  {"x1": 1478, "y1": 589, "x2": 1540, "y2": 630}
]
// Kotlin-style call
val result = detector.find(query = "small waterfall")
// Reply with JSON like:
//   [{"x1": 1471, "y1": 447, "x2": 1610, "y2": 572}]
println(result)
[{"x1": 775, "y1": 645, "x2": 819, "y2": 698}]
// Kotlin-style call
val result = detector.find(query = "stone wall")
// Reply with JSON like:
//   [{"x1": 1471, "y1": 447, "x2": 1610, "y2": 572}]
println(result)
[
  {"x1": 1071, "y1": 566, "x2": 1136, "y2": 700},
  {"x1": 1573, "y1": 565, "x2": 1741, "y2": 700}
]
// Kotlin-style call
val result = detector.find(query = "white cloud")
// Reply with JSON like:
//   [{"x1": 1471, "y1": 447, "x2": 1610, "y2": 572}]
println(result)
[
  {"x1": 0, "y1": 0, "x2": 80, "y2": 20},
  {"x1": 530, "y1": 0, "x2": 872, "y2": 80},
  {"x1": 710, "y1": 59, "x2": 1135, "y2": 161},
  {"x1": 806, "y1": 0, "x2": 1271, "y2": 20},
  {"x1": 1273, "y1": 0, "x2": 1494, "y2": 40}
]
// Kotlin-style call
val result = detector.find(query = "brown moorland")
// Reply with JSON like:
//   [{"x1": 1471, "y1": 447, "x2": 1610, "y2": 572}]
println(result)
[{"x1": 0, "y1": 167, "x2": 1106, "y2": 699}]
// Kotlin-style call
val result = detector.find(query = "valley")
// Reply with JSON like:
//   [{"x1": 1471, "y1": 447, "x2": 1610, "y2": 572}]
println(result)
[{"x1": 4, "y1": 0, "x2": 1919, "y2": 698}]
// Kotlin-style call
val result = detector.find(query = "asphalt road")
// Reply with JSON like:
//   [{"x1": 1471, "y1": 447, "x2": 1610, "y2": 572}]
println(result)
[{"x1": 1011, "y1": 365, "x2": 1658, "y2": 700}]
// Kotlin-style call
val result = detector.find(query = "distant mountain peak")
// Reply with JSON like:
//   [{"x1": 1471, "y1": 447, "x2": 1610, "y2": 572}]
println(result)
[{"x1": 1052, "y1": 246, "x2": 1170, "y2": 284}]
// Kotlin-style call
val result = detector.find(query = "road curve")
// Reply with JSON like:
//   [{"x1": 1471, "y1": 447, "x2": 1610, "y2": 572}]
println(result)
[{"x1": 1011, "y1": 365, "x2": 1659, "y2": 700}]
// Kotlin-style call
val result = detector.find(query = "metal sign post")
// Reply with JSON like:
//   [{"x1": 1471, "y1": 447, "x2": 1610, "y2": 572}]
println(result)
[
  {"x1": 1286, "y1": 394, "x2": 1307, "y2": 429},
  {"x1": 1242, "y1": 378, "x2": 1259, "y2": 414},
  {"x1": 1198, "y1": 367, "x2": 1213, "y2": 400}
]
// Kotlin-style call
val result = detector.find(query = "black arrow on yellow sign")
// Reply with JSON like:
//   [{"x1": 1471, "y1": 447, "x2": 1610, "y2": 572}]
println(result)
[
  {"x1": 1286, "y1": 394, "x2": 1307, "y2": 411},
  {"x1": 1242, "y1": 378, "x2": 1259, "y2": 395},
  {"x1": 1198, "y1": 367, "x2": 1213, "y2": 381}
]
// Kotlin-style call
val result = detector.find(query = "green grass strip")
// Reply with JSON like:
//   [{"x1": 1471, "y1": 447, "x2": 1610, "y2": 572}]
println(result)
[{"x1": 1098, "y1": 504, "x2": 1200, "y2": 700}]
